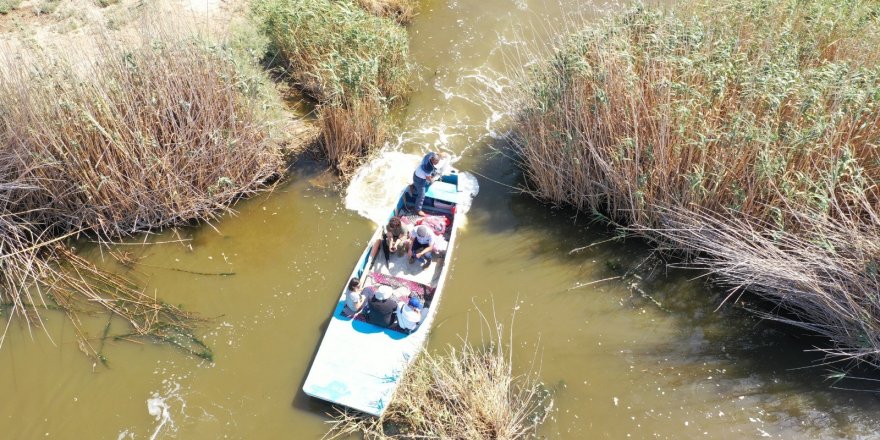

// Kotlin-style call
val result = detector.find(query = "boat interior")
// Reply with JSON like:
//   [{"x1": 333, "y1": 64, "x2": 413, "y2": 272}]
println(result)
[{"x1": 346, "y1": 182, "x2": 458, "y2": 333}]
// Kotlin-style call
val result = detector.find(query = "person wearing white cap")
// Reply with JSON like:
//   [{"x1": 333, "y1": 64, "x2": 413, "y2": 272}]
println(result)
[
  {"x1": 396, "y1": 297, "x2": 423, "y2": 332},
  {"x1": 366, "y1": 285, "x2": 397, "y2": 328},
  {"x1": 408, "y1": 224, "x2": 435, "y2": 269}
]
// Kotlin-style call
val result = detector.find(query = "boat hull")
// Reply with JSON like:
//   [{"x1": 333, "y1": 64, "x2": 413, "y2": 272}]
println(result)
[{"x1": 303, "y1": 173, "x2": 464, "y2": 415}]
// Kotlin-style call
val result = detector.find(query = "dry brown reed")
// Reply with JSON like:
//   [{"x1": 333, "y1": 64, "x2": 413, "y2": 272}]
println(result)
[
  {"x1": 512, "y1": 0, "x2": 880, "y2": 367},
  {"x1": 356, "y1": 0, "x2": 415, "y2": 24},
  {"x1": 319, "y1": 100, "x2": 387, "y2": 174},
  {"x1": 0, "y1": 23, "x2": 281, "y2": 357},
  {"x1": 327, "y1": 322, "x2": 551, "y2": 439}
]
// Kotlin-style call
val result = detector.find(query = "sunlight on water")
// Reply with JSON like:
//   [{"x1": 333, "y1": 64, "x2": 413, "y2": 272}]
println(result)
[
  {"x1": 344, "y1": 151, "x2": 421, "y2": 226},
  {"x1": 345, "y1": 151, "x2": 480, "y2": 227}
]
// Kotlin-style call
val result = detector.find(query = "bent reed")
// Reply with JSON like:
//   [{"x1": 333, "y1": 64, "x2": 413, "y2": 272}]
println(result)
[
  {"x1": 0, "y1": 25, "x2": 283, "y2": 358},
  {"x1": 328, "y1": 327, "x2": 551, "y2": 439},
  {"x1": 253, "y1": 0, "x2": 412, "y2": 174},
  {"x1": 513, "y1": 0, "x2": 880, "y2": 367}
]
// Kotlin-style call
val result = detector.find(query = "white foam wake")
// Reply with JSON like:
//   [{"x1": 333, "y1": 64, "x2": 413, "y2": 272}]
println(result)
[
  {"x1": 146, "y1": 381, "x2": 182, "y2": 440},
  {"x1": 345, "y1": 151, "x2": 422, "y2": 226},
  {"x1": 345, "y1": 151, "x2": 479, "y2": 227}
]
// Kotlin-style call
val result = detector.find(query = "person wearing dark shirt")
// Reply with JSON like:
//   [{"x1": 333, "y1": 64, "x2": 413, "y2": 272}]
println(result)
[
  {"x1": 367, "y1": 285, "x2": 397, "y2": 328},
  {"x1": 369, "y1": 216, "x2": 406, "y2": 264},
  {"x1": 411, "y1": 152, "x2": 441, "y2": 216}
]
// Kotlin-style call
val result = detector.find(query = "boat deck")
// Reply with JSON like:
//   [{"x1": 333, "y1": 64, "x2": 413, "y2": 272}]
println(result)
[
  {"x1": 302, "y1": 224, "x2": 453, "y2": 415},
  {"x1": 302, "y1": 174, "x2": 465, "y2": 416},
  {"x1": 370, "y1": 237, "x2": 444, "y2": 288}
]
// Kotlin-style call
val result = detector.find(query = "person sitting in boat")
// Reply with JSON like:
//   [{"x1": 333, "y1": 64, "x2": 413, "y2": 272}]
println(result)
[
  {"x1": 408, "y1": 225, "x2": 435, "y2": 269},
  {"x1": 366, "y1": 285, "x2": 398, "y2": 328},
  {"x1": 396, "y1": 296, "x2": 423, "y2": 332},
  {"x1": 341, "y1": 277, "x2": 369, "y2": 318},
  {"x1": 411, "y1": 152, "x2": 443, "y2": 217},
  {"x1": 369, "y1": 216, "x2": 406, "y2": 264}
]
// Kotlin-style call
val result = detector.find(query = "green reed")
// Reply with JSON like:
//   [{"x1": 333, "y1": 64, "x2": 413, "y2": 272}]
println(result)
[{"x1": 252, "y1": 0, "x2": 413, "y2": 174}]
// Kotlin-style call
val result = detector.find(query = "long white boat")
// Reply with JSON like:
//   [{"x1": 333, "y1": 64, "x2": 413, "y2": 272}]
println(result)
[{"x1": 303, "y1": 171, "x2": 468, "y2": 416}]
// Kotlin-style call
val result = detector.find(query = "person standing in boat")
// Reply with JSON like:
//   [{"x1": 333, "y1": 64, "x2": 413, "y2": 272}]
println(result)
[
  {"x1": 411, "y1": 152, "x2": 445, "y2": 216},
  {"x1": 366, "y1": 285, "x2": 398, "y2": 328},
  {"x1": 408, "y1": 225, "x2": 435, "y2": 269}
]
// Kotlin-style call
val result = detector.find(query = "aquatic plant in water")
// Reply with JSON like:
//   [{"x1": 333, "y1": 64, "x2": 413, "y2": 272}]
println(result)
[
  {"x1": 252, "y1": 0, "x2": 412, "y2": 174},
  {"x1": 512, "y1": 0, "x2": 880, "y2": 368},
  {"x1": 0, "y1": 21, "x2": 284, "y2": 359},
  {"x1": 327, "y1": 320, "x2": 552, "y2": 439}
]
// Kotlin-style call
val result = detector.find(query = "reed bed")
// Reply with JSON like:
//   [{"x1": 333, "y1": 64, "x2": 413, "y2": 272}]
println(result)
[
  {"x1": 512, "y1": 0, "x2": 880, "y2": 367},
  {"x1": 0, "y1": 25, "x2": 281, "y2": 356},
  {"x1": 253, "y1": 0, "x2": 412, "y2": 174},
  {"x1": 327, "y1": 324, "x2": 551, "y2": 439}
]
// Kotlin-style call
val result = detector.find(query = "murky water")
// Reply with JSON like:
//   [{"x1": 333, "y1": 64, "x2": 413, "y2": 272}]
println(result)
[{"x1": 3, "y1": 0, "x2": 880, "y2": 439}]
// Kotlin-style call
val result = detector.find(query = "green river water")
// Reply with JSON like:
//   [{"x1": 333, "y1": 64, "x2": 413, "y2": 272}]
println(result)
[{"x1": 2, "y1": 0, "x2": 879, "y2": 438}]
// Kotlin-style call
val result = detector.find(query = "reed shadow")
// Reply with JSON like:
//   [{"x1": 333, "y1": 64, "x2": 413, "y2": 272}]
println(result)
[{"x1": 629, "y1": 267, "x2": 880, "y2": 424}]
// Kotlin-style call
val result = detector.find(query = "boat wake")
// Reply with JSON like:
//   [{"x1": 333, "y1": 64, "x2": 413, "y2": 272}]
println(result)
[
  {"x1": 345, "y1": 152, "x2": 421, "y2": 226},
  {"x1": 116, "y1": 378, "x2": 187, "y2": 440},
  {"x1": 345, "y1": 152, "x2": 479, "y2": 226}
]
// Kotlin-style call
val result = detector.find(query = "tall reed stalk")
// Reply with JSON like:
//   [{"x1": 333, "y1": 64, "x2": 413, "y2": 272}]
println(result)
[
  {"x1": 0, "y1": 24, "x2": 282, "y2": 357},
  {"x1": 253, "y1": 0, "x2": 412, "y2": 174},
  {"x1": 512, "y1": 0, "x2": 880, "y2": 367}
]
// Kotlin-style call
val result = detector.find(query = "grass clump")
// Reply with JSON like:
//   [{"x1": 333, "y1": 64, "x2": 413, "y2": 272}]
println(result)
[
  {"x1": 513, "y1": 0, "x2": 880, "y2": 367},
  {"x1": 0, "y1": 24, "x2": 284, "y2": 357},
  {"x1": 328, "y1": 328, "x2": 552, "y2": 439},
  {"x1": 356, "y1": 0, "x2": 416, "y2": 24},
  {"x1": 0, "y1": 0, "x2": 21, "y2": 14},
  {"x1": 252, "y1": 0, "x2": 412, "y2": 173}
]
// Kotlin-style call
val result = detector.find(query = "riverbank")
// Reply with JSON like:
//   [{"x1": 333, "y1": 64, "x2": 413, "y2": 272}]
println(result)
[{"x1": 512, "y1": 0, "x2": 880, "y2": 367}]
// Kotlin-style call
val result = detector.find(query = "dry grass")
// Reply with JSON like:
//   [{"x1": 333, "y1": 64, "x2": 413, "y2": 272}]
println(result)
[
  {"x1": 327, "y1": 323, "x2": 552, "y2": 439},
  {"x1": 319, "y1": 100, "x2": 387, "y2": 174},
  {"x1": 356, "y1": 0, "x2": 415, "y2": 24},
  {"x1": 0, "y1": 23, "x2": 282, "y2": 357},
  {"x1": 512, "y1": 0, "x2": 880, "y2": 367}
]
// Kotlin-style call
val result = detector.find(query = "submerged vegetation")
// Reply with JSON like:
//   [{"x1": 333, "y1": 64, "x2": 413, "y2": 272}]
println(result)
[
  {"x1": 252, "y1": 0, "x2": 412, "y2": 173},
  {"x1": 0, "y1": 24, "x2": 284, "y2": 357},
  {"x1": 329, "y1": 326, "x2": 551, "y2": 439},
  {"x1": 514, "y1": 0, "x2": 880, "y2": 367}
]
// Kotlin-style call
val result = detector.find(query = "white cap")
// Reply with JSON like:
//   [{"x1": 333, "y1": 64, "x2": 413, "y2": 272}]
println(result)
[
  {"x1": 374, "y1": 285, "x2": 393, "y2": 300},
  {"x1": 397, "y1": 304, "x2": 422, "y2": 330}
]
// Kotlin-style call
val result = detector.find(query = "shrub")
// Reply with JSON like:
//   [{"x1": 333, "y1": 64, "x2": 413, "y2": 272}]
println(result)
[{"x1": 0, "y1": 0, "x2": 21, "y2": 14}]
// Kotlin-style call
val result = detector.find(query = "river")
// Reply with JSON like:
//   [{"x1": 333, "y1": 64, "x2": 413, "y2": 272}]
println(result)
[{"x1": 1, "y1": 0, "x2": 879, "y2": 438}]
